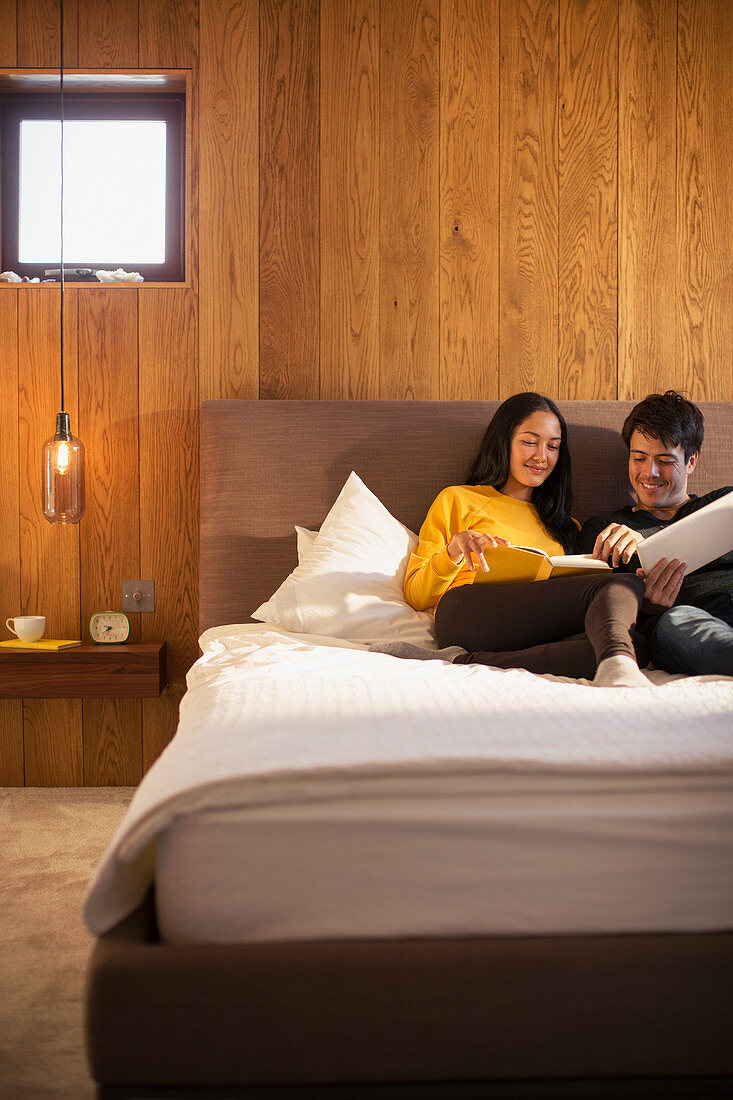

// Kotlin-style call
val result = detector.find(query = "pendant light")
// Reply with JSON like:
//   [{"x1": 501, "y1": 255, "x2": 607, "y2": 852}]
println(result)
[{"x1": 42, "y1": 2, "x2": 85, "y2": 524}]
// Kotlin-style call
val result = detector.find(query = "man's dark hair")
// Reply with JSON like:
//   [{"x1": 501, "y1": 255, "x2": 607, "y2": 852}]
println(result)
[
  {"x1": 466, "y1": 391, "x2": 579, "y2": 553},
  {"x1": 621, "y1": 390, "x2": 704, "y2": 462}
]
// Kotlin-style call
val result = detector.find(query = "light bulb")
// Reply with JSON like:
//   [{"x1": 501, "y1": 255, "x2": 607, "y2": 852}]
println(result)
[
  {"x1": 42, "y1": 412, "x2": 85, "y2": 524},
  {"x1": 55, "y1": 439, "x2": 71, "y2": 474}
]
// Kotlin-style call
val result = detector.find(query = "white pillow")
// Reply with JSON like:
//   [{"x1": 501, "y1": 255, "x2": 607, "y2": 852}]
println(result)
[
  {"x1": 253, "y1": 472, "x2": 436, "y2": 646},
  {"x1": 295, "y1": 525, "x2": 318, "y2": 561}
]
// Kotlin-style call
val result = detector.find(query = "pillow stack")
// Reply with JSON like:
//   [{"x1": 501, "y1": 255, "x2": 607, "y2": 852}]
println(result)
[{"x1": 253, "y1": 472, "x2": 436, "y2": 647}]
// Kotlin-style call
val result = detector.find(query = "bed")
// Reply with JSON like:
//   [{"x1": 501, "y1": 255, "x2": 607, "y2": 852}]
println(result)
[{"x1": 85, "y1": 399, "x2": 733, "y2": 1097}]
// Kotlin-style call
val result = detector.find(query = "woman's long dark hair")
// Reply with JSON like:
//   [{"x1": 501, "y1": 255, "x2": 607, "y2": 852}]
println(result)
[{"x1": 466, "y1": 392, "x2": 579, "y2": 553}]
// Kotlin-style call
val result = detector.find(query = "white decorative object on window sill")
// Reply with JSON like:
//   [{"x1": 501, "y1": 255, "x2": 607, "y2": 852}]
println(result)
[
  {"x1": 0, "y1": 270, "x2": 22, "y2": 282},
  {"x1": 95, "y1": 268, "x2": 144, "y2": 283}
]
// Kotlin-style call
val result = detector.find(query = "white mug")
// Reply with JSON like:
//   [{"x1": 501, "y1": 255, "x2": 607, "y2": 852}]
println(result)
[{"x1": 6, "y1": 615, "x2": 46, "y2": 642}]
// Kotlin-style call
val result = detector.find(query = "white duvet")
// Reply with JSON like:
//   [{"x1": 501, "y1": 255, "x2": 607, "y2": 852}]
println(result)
[{"x1": 84, "y1": 624, "x2": 733, "y2": 936}]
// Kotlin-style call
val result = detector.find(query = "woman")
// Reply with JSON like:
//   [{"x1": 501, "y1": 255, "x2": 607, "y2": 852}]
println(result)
[{"x1": 377, "y1": 392, "x2": 649, "y2": 687}]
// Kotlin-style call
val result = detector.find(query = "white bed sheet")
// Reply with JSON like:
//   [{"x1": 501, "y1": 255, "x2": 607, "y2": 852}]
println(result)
[
  {"x1": 85, "y1": 624, "x2": 733, "y2": 940},
  {"x1": 156, "y1": 777, "x2": 733, "y2": 943}
]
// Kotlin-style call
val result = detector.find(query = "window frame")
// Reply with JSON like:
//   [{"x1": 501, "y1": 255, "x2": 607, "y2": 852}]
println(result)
[{"x1": 1, "y1": 91, "x2": 185, "y2": 282}]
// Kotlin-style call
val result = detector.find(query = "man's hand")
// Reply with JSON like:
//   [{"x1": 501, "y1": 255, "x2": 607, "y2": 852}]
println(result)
[
  {"x1": 637, "y1": 558, "x2": 686, "y2": 611},
  {"x1": 591, "y1": 522, "x2": 644, "y2": 567},
  {"x1": 447, "y1": 529, "x2": 511, "y2": 572}
]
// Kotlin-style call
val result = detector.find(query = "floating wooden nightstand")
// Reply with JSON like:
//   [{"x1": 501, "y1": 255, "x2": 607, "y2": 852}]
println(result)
[{"x1": 0, "y1": 642, "x2": 166, "y2": 698}]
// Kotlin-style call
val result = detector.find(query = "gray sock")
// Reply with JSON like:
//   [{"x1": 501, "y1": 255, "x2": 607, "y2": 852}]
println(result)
[
  {"x1": 592, "y1": 654, "x2": 652, "y2": 688},
  {"x1": 368, "y1": 641, "x2": 468, "y2": 663}
]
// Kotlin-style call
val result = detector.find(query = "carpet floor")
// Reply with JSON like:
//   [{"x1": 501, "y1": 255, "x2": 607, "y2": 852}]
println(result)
[{"x1": 0, "y1": 787, "x2": 134, "y2": 1100}]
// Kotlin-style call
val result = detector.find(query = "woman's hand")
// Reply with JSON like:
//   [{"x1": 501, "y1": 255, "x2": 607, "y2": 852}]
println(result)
[
  {"x1": 591, "y1": 522, "x2": 644, "y2": 566},
  {"x1": 446, "y1": 529, "x2": 511, "y2": 572},
  {"x1": 637, "y1": 558, "x2": 686, "y2": 612}
]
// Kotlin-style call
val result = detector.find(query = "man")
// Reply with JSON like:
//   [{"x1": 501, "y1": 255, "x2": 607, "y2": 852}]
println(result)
[{"x1": 580, "y1": 391, "x2": 733, "y2": 676}]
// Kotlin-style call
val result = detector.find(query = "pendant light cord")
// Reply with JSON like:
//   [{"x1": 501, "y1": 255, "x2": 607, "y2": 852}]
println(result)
[{"x1": 59, "y1": 0, "x2": 65, "y2": 415}]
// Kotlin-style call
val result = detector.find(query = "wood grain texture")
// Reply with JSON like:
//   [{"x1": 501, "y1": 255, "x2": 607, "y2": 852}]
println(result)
[
  {"x1": 676, "y1": 0, "x2": 733, "y2": 400},
  {"x1": 18, "y1": 289, "x2": 80, "y2": 637},
  {"x1": 439, "y1": 0, "x2": 499, "y2": 400},
  {"x1": 78, "y1": 289, "x2": 140, "y2": 636},
  {"x1": 17, "y1": 0, "x2": 58, "y2": 64},
  {"x1": 83, "y1": 698, "x2": 141, "y2": 784},
  {"x1": 379, "y1": 0, "x2": 439, "y2": 400},
  {"x1": 139, "y1": 289, "x2": 198, "y2": 771},
  {"x1": 78, "y1": 0, "x2": 137, "y2": 66},
  {"x1": 199, "y1": 0, "x2": 258, "y2": 400},
  {"x1": 319, "y1": 0, "x2": 379, "y2": 400},
  {"x1": 139, "y1": 1, "x2": 199, "y2": 298},
  {"x1": 78, "y1": 289, "x2": 141, "y2": 783},
  {"x1": 0, "y1": 293, "x2": 23, "y2": 785},
  {"x1": 0, "y1": 642, "x2": 165, "y2": 697},
  {"x1": 499, "y1": 0, "x2": 559, "y2": 399},
  {"x1": 18, "y1": 289, "x2": 82, "y2": 785},
  {"x1": 558, "y1": 0, "x2": 617, "y2": 399},
  {"x1": 24, "y1": 697, "x2": 82, "y2": 784},
  {"x1": 259, "y1": 0, "x2": 320, "y2": 399},
  {"x1": 618, "y1": 0, "x2": 676, "y2": 399},
  {"x1": 709, "y1": 0, "x2": 733, "y2": 400},
  {"x1": 0, "y1": 0, "x2": 18, "y2": 66},
  {"x1": 139, "y1": 0, "x2": 198, "y2": 67},
  {"x1": 62, "y1": 0, "x2": 77, "y2": 65}
]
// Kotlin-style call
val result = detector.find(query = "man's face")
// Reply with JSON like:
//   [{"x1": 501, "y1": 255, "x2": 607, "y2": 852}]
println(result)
[{"x1": 628, "y1": 429, "x2": 698, "y2": 515}]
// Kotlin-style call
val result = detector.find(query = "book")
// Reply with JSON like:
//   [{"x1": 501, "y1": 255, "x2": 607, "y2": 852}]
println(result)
[
  {"x1": 0, "y1": 639, "x2": 82, "y2": 651},
  {"x1": 472, "y1": 546, "x2": 611, "y2": 585},
  {"x1": 637, "y1": 491, "x2": 733, "y2": 577}
]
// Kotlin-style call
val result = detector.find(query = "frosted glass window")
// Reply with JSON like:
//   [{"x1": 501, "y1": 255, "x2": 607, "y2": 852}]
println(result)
[{"x1": 18, "y1": 119, "x2": 166, "y2": 264}]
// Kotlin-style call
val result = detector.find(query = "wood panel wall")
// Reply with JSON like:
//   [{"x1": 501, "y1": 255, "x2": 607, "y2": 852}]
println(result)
[{"x1": 1, "y1": 0, "x2": 731, "y2": 785}]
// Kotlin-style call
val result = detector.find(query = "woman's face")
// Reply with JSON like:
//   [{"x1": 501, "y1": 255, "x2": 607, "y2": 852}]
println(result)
[{"x1": 501, "y1": 409, "x2": 563, "y2": 500}]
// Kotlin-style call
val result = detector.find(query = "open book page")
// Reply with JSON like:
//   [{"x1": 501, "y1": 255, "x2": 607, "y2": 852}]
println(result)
[
  {"x1": 547, "y1": 553, "x2": 611, "y2": 570},
  {"x1": 473, "y1": 546, "x2": 610, "y2": 584},
  {"x1": 512, "y1": 546, "x2": 611, "y2": 569},
  {"x1": 637, "y1": 491, "x2": 733, "y2": 576}
]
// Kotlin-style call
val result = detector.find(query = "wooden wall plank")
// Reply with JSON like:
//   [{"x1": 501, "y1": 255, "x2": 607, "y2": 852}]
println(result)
[
  {"x1": 16, "y1": 1, "x2": 78, "y2": 70},
  {"x1": 77, "y1": 288, "x2": 141, "y2": 785},
  {"x1": 77, "y1": 289, "x2": 140, "y2": 635},
  {"x1": 618, "y1": 0, "x2": 676, "y2": 400},
  {"x1": 0, "y1": 292, "x2": 24, "y2": 786},
  {"x1": 558, "y1": 0, "x2": 617, "y2": 399},
  {"x1": 17, "y1": 0, "x2": 57, "y2": 64},
  {"x1": 199, "y1": 0, "x2": 258, "y2": 401},
  {"x1": 439, "y1": 0, "x2": 498, "y2": 400},
  {"x1": 83, "y1": 698, "x2": 140, "y2": 785},
  {"x1": 139, "y1": 0, "x2": 198, "y2": 67},
  {"x1": 139, "y1": 288, "x2": 198, "y2": 773},
  {"x1": 379, "y1": 0, "x2": 439, "y2": 400},
  {"x1": 24, "y1": 698, "x2": 82, "y2": 784},
  {"x1": 499, "y1": 0, "x2": 559, "y2": 399},
  {"x1": 319, "y1": 0, "x2": 379, "y2": 400},
  {"x1": 77, "y1": 0, "x2": 137, "y2": 67},
  {"x1": 677, "y1": 0, "x2": 733, "y2": 401},
  {"x1": 259, "y1": 0, "x2": 320, "y2": 399},
  {"x1": 18, "y1": 289, "x2": 82, "y2": 785},
  {"x1": 710, "y1": 0, "x2": 733, "y2": 400},
  {"x1": 63, "y1": 0, "x2": 78, "y2": 64},
  {"x1": 0, "y1": 0, "x2": 18, "y2": 66}
]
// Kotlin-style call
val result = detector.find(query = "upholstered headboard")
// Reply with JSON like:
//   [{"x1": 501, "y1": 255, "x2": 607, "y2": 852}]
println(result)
[{"x1": 200, "y1": 400, "x2": 732, "y2": 633}]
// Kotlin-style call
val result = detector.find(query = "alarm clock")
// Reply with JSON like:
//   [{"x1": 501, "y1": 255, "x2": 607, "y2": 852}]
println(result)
[{"x1": 89, "y1": 611, "x2": 131, "y2": 644}]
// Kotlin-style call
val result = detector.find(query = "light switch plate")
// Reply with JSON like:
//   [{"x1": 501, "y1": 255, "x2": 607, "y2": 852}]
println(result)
[{"x1": 122, "y1": 580, "x2": 155, "y2": 613}]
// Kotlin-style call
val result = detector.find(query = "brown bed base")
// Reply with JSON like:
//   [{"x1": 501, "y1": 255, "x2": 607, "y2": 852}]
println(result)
[
  {"x1": 87, "y1": 400, "x2": 733, "y2": 1093},
  {"x1": 87, "y1": 892, "x2": 733, "y2": 1096}
]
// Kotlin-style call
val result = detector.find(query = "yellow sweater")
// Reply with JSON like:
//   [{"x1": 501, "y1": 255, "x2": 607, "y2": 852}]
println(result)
[{"x1": 404, "y1": 484, "x2": 566, "y2": 611}]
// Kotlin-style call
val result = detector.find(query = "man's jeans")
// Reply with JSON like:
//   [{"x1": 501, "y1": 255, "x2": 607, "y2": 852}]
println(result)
[{"x1": 649, "y1": 593, "x2": 733, "y2": 676}]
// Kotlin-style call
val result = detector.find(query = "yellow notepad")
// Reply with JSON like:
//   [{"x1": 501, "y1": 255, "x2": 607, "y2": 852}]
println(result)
[
  {"x1": 472, "y1": 546, "x2": 611, "y2": 585},
  {"x1": 0, "y1": 639, "x2": 82, "y2": 651}
]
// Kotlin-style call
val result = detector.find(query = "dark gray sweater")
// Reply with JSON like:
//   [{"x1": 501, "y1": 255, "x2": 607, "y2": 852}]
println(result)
[{"x1": 579, "y1": 487, "x2": 733, "y2": 608}]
